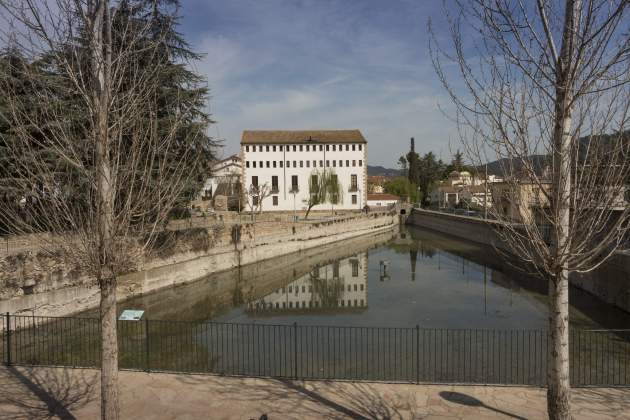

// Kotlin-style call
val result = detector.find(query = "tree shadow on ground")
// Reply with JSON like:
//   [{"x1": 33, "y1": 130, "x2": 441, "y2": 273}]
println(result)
[
  {"x1": 0, "y1": 367, "x2": 97, "y2": 420},
  {"x1": 439, "y1": 391, "x2": 527, "y2": 419},
  {"x1": 173, "y1": 374, "x2": 420, "y2": 419},
  {"x1": 571, "y1": 388, "x2": 630, "y2": 418}
]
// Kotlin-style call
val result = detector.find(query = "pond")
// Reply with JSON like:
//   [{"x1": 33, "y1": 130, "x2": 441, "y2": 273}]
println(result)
[
  {"x1": 7, "y1": 225, "x2": 630, "y2": 385},
  {"x1": 118, "y1": 225, "x2": 630, "y2": 330}
]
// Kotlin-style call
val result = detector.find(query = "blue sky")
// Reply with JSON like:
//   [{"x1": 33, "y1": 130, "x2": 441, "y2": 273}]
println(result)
[{"x1": 179, "y1": 0, "x2": 459, "y2": 167}]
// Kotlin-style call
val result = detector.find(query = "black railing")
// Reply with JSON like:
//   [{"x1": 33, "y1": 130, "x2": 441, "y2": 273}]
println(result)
[{"x1": 2, "y1": 314, "x2": 629, "y2": 387}]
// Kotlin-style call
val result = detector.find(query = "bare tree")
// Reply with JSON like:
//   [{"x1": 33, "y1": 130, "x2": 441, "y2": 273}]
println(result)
[
  {"x1": 326, "y1": 170, "x2": 343, "y2": 215},
  {"x1": 430, "y1": 1, "x2": 629, "y2": 418},
  {"x1": 0, "y1": 1, "x2": 211, "y2": 418},
  {"x1": 303, "y1": 168, "x2": 328, "y2": 219},
  {"x1": 246, "y1": 182, "x2": 271, "y2": 216}
]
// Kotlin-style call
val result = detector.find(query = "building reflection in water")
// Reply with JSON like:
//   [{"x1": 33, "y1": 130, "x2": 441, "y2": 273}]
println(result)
[{"x1": 247, "y1": 252, "x2": 368, "y2": 313}]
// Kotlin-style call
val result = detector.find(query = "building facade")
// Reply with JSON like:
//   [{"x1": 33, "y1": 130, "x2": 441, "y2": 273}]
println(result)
[
  {"x1": 367, "y1": 193, "x2": 399, "y2": 207},
  {"x1": 195, "y1": 155, "x2": 242, "y2": 211},
  {"x1": 241, "y1": 130, "x2": 368, "y2": 212}
]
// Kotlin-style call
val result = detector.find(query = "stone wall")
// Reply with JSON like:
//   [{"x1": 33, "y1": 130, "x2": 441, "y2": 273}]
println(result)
[
  {"x1": 0, "y1": 211, "x2": 398, "y2": 316},
  {"x1": 406, "y1": 209, "x2": 630, "y2": 312}
]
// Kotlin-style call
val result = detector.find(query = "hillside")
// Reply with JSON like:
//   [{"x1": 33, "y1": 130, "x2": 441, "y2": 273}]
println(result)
[{"x1": 367, "y1": 165, "x2": 402, "y2": 177}]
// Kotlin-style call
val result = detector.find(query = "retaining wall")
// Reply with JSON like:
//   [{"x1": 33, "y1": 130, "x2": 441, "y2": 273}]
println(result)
[{"x1": 406, "y1": 209, "x2": 630, "y2": 313}]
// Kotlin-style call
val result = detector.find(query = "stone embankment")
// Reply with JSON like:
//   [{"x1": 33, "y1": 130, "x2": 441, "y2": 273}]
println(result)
[
  {"x1": 406, "y1": 208, "x2": 630, "y2": 312},
  {"x1": 0, "y1": 211, "x2": 398, "y2": 316}
]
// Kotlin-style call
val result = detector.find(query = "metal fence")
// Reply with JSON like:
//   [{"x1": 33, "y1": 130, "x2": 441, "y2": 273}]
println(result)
[{"x1": 2, "y1": 314, "x2": 629, "y2": 387}]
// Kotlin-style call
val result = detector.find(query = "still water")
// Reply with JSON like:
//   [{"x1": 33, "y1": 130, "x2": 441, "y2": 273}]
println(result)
[{"x1": 119, "y1": 226, "x2": 630, "y2": 330}]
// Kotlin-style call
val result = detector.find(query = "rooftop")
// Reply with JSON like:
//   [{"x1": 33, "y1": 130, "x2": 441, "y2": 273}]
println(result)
[
  {"x1": 241, "y1": 130, "x2": 367, "y2": 145},
  {"x1": 367, "y1": 193, "x2": 400, "y2": 201}
]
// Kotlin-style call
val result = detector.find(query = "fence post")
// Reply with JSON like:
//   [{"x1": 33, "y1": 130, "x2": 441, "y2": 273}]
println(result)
[
  {"x1": 145, "y1": 318, "x2": 150, "y2": 372},
  {"x1": 293, "y1": 322, "x2": 298, "y2": 380},
  {"x1": 416, "y1": 325, "x2": 420, "y2": 384},
  {"x1": 5, "y1": 312, "x2": 11, "y2": 366}
]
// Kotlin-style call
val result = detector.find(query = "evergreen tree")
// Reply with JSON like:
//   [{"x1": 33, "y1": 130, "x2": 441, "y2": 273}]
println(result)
[
  {"x1": 417, "y1": 152, "x2": 445, "y2": 206},
  {"x1": 406, "y1": 137, "x2": 420, "y2": 185}
]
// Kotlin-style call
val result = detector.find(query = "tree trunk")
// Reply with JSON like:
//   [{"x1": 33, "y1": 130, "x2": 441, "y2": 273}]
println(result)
[
  {"x1": 547, "y1": 269, "x2": 571, "y2": 420},
  {"x1": 547, "y1": 2, "x2": 578, "y2": 418},
  {"x1": 304, "y1": 204, "x2": 313, "y2": 220},
  {"x1": 91, "y1": 1, "x2": 117, "y2": 418},
  {"x1": 100, "y1": 278, "x2": 119, "y2": 420}
]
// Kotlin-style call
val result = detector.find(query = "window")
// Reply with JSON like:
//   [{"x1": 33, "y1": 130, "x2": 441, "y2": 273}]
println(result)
[
  {"x1": 346, "y1": 144, "x2": 349, "y2": 151},
  {"x1": 300, "y1": 161, "x2": 303, "y2": 167},
  {"x1": 359, "y1": 144, "x2": 362, "y2": 151},
  {"x1": 299, "y1": 145, "x2": 303, "y2": 151},
  {"x1": 311, "y1": 174, "x2": 318, "y2": 186},
  {"x1": 273, "y1": 145, "x2": 276, "y2": 152},
  {"x1": 253, "y1": 161, "x2": 257, "y2": 168},
  {"x1": 333, "y1": 261, "x2": 340, "y2": 278},
  {"x1": 306, "y1": 145, "x2": 309, "y2": 151},
  {"x1": 360, "y1": 283, "x2": 364, "y2": 291},
  {"x1": 306, "y1": 161, "x2": 310, "y2": 167},
  {"x1": 246, "y1": 146, "x2": 249, "y2": 152},
  {"x1": 333, "y1": 160, "x2": 336, "y2": 167},
  {"x1": 252, "y1": 146, "x2": 256, "y2": 152},
  {"x1": 272, "y1": 176, "x2": 278, "y2": 192},
  {"x1": 266, "y1": 161, "x2": 270, "y2": 168},
  {"x1": 354, "y1": 284, "x2": 357, "y2": 291},
  {"x1": 326, "y1": 160, "x2": 330, "y2": 167},
  {"x1": 279, "y1": 146, "x2": 283, "y2": 151},
  {"x1": 293, "y1": 145, "x2": 297, "y2": 152},
  {"x1": 313, "y1": 160, "x2": 316, "y2": 167},
  {"x1": 280, "y1": 161, "x2": 283, "y2": 168},
  {"x1": 252, "y1": 176, "x2": 259, "y2": 187},
  {"x1": 266, "y1": 145, "x2": 269, "y2": 152},
  {"x1": 351, "y1": 261, "x2": 359, "y2": 277},
  {"x1": 352, "y1": 160, "x2": 356, "y2": 167},
  {"x1": 319, "y1": 145, "x2": 323, "y2": 151},
  {"x1": 319, "y1": 160, "x2": 323, "y2": 167},
  {"x1": 346, "y1": 160, "x2": 349, "y2": 166},
  {"x1": 332, "y1": 145, "x2": 336, "y2": 151},
  {"x1": 350, "y1": 174, "x2": 357, "y2": 191},
  {"x1": 246, "y1": 161, "x2": 250, "y2": 168},
  {"x1": 352, "y1": 195, "x2": 357, "y2": 204},
  {"x1": 259, "y1": 161, "x2": 263, "y2": 167},
  {"x1": 293, "y1": 160, "x2": 297, "y2": 167},
  {"x1": 359, "y1": 160, "x2": 362, "y2": 167},
  {"x1": 273, "y1": 196, "x2": 278, "y2": 206},
  {"x1": 352, "y1": 145, "x2": 356, "y2": 151},
  {"x1": 273, "y1": 161, "x2": 277, "y2": 168},
  {"x1": 326, "y1": 145, "x2": 330, "y2": 151},
  {"x1": 339, "y1": 160, "x2": 342, "y2": 167},
  {"x1": 286, "y1": 161, "x2": 290, "y2": 168},
  {"x1": 291, "y1": 175, "x2": 298, "y2": 191}
]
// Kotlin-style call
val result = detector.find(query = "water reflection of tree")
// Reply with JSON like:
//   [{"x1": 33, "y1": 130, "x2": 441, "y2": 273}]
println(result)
[{"x1": 310, "y1": 265, "x2": 343, "y2": 308}]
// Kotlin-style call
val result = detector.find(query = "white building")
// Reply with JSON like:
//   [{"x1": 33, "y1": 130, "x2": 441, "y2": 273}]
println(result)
[
  {"x1": 199, "y1": 155, "x2": 242, "y2": 200},
  {"x1": 241, "y1": 130, "x2": 368, "y2": 212},
  {"x1": 367, "y1": 193, "x2": 399, "y2": 207}
]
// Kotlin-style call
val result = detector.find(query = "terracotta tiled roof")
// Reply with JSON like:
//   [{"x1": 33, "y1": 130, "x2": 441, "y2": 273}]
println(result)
[
  {"x1": 367, "y1": 193, "x2": 399, "y2": 201},
  {"x1": 241, "y1": 130, "x2": 367, "y2": 145}
]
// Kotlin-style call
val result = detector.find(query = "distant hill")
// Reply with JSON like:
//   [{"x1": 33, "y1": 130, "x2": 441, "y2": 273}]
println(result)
[
  {"x1": 478, "y1": 155, "x2": 550, "y2": 177},
  {"x1": 367, "y1": 165, "x2": 403, "y2": 177}
]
